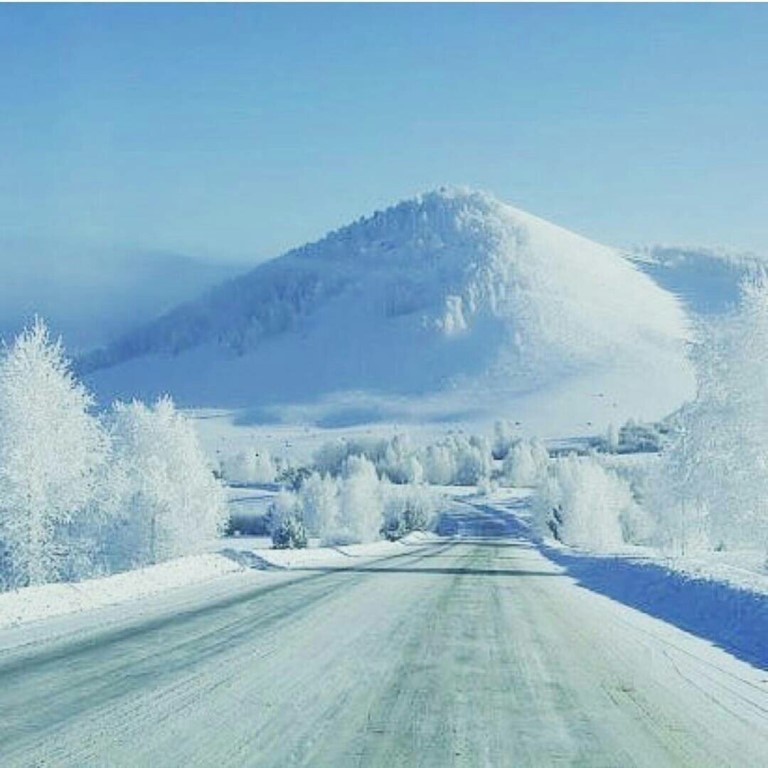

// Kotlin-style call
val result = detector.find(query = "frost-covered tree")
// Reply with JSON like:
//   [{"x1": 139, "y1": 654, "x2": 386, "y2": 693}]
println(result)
[
  {"x1": 221, "y1": 448, "x2": 276, "y2": 485},
  {"x1": 313, "y1": 439, "x2": 351, "y2": 476},
  {"x1": 268, "y1": 491, "x2": 307, "y2": 549},
  {"x1": 381, "y1": 482, "x2": 441, "y2": 540},
  {"x1": 313, "y1": 436, "x2": 392, "y2": 478},
  {"x1": 337, "y1": 456, "x2": 384, "y2": 543},
  {"x1": 418, "y1": 434, "x2": 491, "y2": 486},
  {"x1": 298, "y1": 471, "x2": 341, "y2": 542},
  {"x1": 421, "y1": 442, "x2": 457, "y2": 485},
  {"x1": 275, "y1": 460, "x2": 443, "y2": 545},
  {"x1": 310, "y1": 431, "x2": 493, "y2": 489},
  {"x1": 445, "y1": 435, "x2": 492, "y2": 485},
  {"x1": 380, "y1": 434, "x2": 424, "y2": 484},
  {"x1": 658, "y1": 277, "x2": 768, "y2": 552},
  {"x1": 0, "y1": 319, "x2": 108, "y2": 587},
  {"x1": 107, "y1": 397, "x2": 227, "y2": 567},
  {"x1": 493, "y1": 419, "x2": 519, "y2": 459},
  {"x1": 502, "y1": 438, "x2": 549, "y2": 487},
  {"x1": 535, "y1": 454, "x2": 640, "y2": 551}
]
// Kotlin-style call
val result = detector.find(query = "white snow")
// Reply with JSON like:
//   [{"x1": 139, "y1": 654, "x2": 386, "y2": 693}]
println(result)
[
  {"x1": 0, "y1": 532, "x2": 436, "y2": 631},
  {"x1": 483, "y1": 488, "x2": 768, "y2": 668},
  {"x1": 227, "y1": 530, "x2": 437, "y2": 570},
  {"x1": 0, "y1": 553, "x2": 246, "y2": 630},
  {"x1": 629, "y1": 244, "x2": 768, "y2": 316}
]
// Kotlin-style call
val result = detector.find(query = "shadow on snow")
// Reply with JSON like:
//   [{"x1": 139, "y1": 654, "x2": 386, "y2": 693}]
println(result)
[{"x1": 471, "y1": 502, "x2": 768, "y2": 672}]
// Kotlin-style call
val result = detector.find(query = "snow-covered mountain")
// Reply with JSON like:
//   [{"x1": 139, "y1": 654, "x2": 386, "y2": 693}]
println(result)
[
  {"x1": 83, "y1": 188, "x2": 695, "y2": 433},
  {"x1": 629, "y1": 245, "x2": 768, "y2": 317},
  {"x1": 0, "y1": 240, "x2": 243, "y2": 353}
]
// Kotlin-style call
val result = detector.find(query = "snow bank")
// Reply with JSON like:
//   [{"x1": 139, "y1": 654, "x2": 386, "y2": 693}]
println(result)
[
  {"x1": 542, "y1": 544, "x2": 768, "y2": 669},
  {"x1": 0, "y1": 553, "x2": 246, "y2": 630},
  {"x1": 481, "y1": 493, "x2": 768, "y2": 669},
  {"x1": 0, "y1": 533, "x2": 437, "y2": 631},
  {"x1": 249, "y1": 531, "x2": 437, "y2": 569}
]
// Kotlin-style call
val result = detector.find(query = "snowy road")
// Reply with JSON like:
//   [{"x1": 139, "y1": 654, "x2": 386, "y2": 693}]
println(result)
[{"x1": 1, "y1": 505, "x2": 768, "y2": 767}]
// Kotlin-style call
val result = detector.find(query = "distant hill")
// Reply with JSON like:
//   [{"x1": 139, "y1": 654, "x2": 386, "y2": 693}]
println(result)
[
  {"x1": 82, "y1": 188, "x2": 695, "y2": 434},
  {"x1": 0, "y1": 239, "x2": 243, "y2": 353},
  {"x1": 629, "y1": 245, "x2": 768, "y2": 317}
]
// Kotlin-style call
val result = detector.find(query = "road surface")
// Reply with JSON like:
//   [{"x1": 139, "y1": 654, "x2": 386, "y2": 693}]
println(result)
[{"x1": 1, "y1": 504, "x2": 767, "y2": 767}]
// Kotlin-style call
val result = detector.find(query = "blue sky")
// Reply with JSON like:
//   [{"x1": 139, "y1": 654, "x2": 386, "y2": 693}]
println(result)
[{"x1": 1, "y1": 4, "x2": 767, "y2": 262}]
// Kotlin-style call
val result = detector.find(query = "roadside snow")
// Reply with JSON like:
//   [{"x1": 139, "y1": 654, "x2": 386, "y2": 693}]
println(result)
[
  {"x1": 643, "y1": 550, "x2": 768, "y2": 597},
  {"x1": 0, "y1": 553, "x2": 246, "y2": 630},
  {"x1": 480, "y1": 490, "x2": 768, "y2": 668},
  {"x1": 0, "y1": 533, "x2": 437, "y2": 631},
  {"x1": 245, "y1": 531, "x2": 436, "y2": 570}
]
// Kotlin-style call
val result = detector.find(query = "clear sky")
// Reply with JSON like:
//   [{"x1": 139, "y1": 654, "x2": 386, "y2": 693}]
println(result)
[{"x1": 1, "y1": 3, "x2": 767, "y2": 262}]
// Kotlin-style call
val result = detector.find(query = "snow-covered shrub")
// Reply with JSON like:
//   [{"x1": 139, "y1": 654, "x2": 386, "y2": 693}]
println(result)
[
  {"x1": 493, "y1": 419, "x2": 519, "y2": 459},
  {"x1": 453, "y1": 435, "x2": 493, "y2": 485},
  {"x1": 271, "y1": 516, "x2": 308, "y2": 549},
  {"x1": 313, "y1": 437, "x2": 389, "y2": 477},
  {"x1": 277, "y1": 457, "x2": 384, "y2": 545},
  {"x1": 0, "y1": 319, "x2": 109, "y2": 588},
  {"x1": 535, "y1": 455, "x2": 639, "y2": 551},
  {"x1": 420, "y1": 434, "x2": 492, "y2": 486},
  {"x1": 297, "y1": 471, "x2": 341, "y2": 542},
  {"x1": 277, "y1": 459, "x2": 444, "y2": 545},
  {"x1": 268, "y1": 492, "x2": 307, "y2": 549},
  {"x1": 278, "y1": 458, "x2": 386, "y2": 545},
  {"x1": 502, "y1": 438, "x2": 549, "y2": 486},
  {"x1": 381, "y1": 482, "x2": 441, "y2": 540},
  {"x1": 420, "y1": 442, "x2": 458, "y2": 486},
  {"x1": 221, "y1": 448, "x2": 276, "y2": 485},
  {"x1": 107, "y1": 397, "x2": 228, "y2": 568},
  {"x1": 336, "y1": 456, "x2": 384, "y2": 544},
  {"x1": 379, "y1": 434, "x2": 424, "y2": 484}
]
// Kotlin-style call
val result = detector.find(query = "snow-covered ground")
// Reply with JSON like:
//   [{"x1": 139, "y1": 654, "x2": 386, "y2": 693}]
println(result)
[
  {"x1": 0, "y1": 528, "x2": 437, "y2": 632},
  {"x1": 483, "y1": 489, "x2": 768, "y2": 669},
  {"x1": 488, "y1": 487, "x2": 768, "y2": 594},
  {"x1": 629, "y1": 244, "x2": 768, "y2": 317},
  {"x1": 0, "y1": 552, "x2": 246, "y2": 631},
  {"x1": 3, "y1": 483, "x2": 766, "y2": 673}
]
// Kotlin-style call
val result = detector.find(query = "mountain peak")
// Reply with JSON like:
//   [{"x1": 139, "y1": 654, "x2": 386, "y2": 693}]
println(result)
[
  {"x1": 298, "y1": 185, "x2": 505, "y2": 255},
  {"x1": 413, "y1": 184, "x2": 502, "y2": 209},
  {"x1": 288, "y1": 185, "x2": 559, "y2": 274}
]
